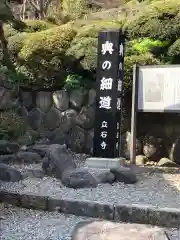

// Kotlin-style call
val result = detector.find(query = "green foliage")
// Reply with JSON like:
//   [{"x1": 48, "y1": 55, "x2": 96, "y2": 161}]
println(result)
[
  {"x1": 64, "y1": 74, "x2": 92, "y2": 90},
  {"x1": 126, "y1": 0, "x2": 180, "y2": 40},
  {"x1": 126, "y1": 38, "x2": 169, "y2": 56},
  {"x1": 23, "y1": 20, "x2": 57, "y2": 33},
  {"x1": 0, "y1": 109, "x2": 27, "y2": 139},
  {"x1": 3, "y1": 24, "x2": 18, "y2": 38},
  {"x1": 8, "y1": 32, "x2": 28, "y2": 56},
  {"x1": 17, "y1": 25, "x2": 77, "y2": 88},
  {"x1": 0, "y1": 65, "x2": 25, "y2": 87},
  {"x1": 66, "y1": 37, "x2": 98, "y2": 71},
  {"x1": 168, "y1": 39, "x2": 180, "y2": 57},
  {"x1": 124, "y1": 54, "x2": 161, "y2": 90},
  {"x1": 62, "y1": 0, "x2": 89, "y2": 20},
  {"x1": 75, "y1": 21, "x2": 124, "y2": 38}
]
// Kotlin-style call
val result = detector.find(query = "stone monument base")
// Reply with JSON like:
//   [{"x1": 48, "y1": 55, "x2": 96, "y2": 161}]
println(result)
[{"x1": 85, "y1": 157, "x2": 125, "y2": 169}]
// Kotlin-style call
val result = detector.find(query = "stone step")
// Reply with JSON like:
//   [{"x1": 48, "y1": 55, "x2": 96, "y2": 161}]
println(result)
[{"x1": 85, "y1": 157, "x2": 125, "y2": 169}]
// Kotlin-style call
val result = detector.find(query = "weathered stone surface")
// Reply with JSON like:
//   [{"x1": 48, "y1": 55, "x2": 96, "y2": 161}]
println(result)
[
  {"x1": 88, "y1": 89, "x2": 96, "y2": 105},
  {"x1": 70, "y1": 89, "x2": 88, "y2": 109},
  {"x1": 85, "y1": 129, "x2": 94, "y2": 154},
  {"x1": 96, "y1": 171, "x2": 115, "y2": 184},
  {"x1": 47, "y1": 198, "x2": 114, "y2": 220},
  {"x1": 20, "y1": 193, "x2": 47, "y2": 210},
  {"x1": 51, "y1": 129, "x2": 67, "y2": 145},
  {"x1": 136, "y1": 155, "x2": 148, "y2": 165},
  {"x1": 0, "y1": 163, "x2": 22, "y2": 182},
  {"x1": 53, "y1": 90, "x2": 69, "y2": 111},
  {"x1": 168, "y1": 138, "x2": 180, "y2": 164},
  {"x1": 158, "y1": 158, "x2": 177, "y2": 167},
  {"x1": 0, "y1": 140, "x2": 19, "y2": 154},
  {"x1": 110, "y1": 166, "x2": 137, "y2": 184},
  {"x1": 28, "y1": 144, "x2": 50, "y2": 157},
  {"x1": 68, "y1": 126, "x2": 87, "y2": 153},
  {"x1": 0, "y1": 154, "x2": 16, "y2": 164},
  {"x1": 36, "y1": 91, "x2": 52, "y2": 112},
  {"x1": 122, "y1": 131, "x2": 142, "y2": 159},
  {"x1": 17, "y1": 129, "x2": 38, "y2": 146},
  {"x1": 72, "y1": 221, "x2": 168, "y2": 240},
  {"x1": 76, "y1": 105, "x2": 95, "y2": 129},
  {"x1": 28, "y1": 108, "x2": 45, "y2": 131},
  {"x1": 61, "y1": 168, "x2": 98, "y2": 188},
  {"x1": 143, "y1": 136, "x2": 166, "y2": 161},
  {"x1": 17, "y1": 106, "x2": 28, "y2": 120},
  {"x1": 16, "y1": 151, "x2": 41, "y2": 164},
  {"x1": 44, "y1": 144, "x2": 76, "y2": 179},
  {"x1": 21, "y1": 91, "x2": 33, "y2": 109},
  {"x1": 44, "y1": 106, "x2": 65, "y2": 130},
  {"x1": 64, "y1": 108, "x2": 78, "y2": 129},
  {"x1": 0, "y1": 89, "x2": 18, "y2": 110}
]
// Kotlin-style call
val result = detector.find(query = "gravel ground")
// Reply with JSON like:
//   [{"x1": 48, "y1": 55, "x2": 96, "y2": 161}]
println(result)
[
  {"x1": 0, "y1": 203, "x2": 94, "y2": 240},
  {"x1": 1, "y1": 171, "x2": 180, "y2": 209},
  {"x1": 0, "y1": 203, "x2": 179, "y2": 240}
]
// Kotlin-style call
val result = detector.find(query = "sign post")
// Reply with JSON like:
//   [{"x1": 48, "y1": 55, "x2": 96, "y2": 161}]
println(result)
[{"x1": 93, "y1": 29, "x2": 125, "y2": 158}]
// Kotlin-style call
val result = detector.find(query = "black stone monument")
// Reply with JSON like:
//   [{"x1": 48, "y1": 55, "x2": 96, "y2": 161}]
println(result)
[{"x1": 93, "y1": 29, "x2": 125, "y2": 158}]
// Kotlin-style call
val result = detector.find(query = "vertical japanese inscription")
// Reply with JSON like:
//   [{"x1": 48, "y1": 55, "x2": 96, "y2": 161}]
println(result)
[{"x1": 93, "y1": 30, "x2": 125, "y2": 158}]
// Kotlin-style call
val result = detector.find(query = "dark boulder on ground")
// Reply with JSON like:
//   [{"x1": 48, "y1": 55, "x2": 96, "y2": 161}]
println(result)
[
  {"x1": 43, "y1": 144, "x2": 76, "y2": 179},
  {"x1": 61, "y1": 168, "x2": 98, "y2": 188},
  {"x1": 110, "y1": 166, "x2": 137, "y2": 184},
  {"x1": 0, "y1": 163, "x2": 22, "y2": 182}
]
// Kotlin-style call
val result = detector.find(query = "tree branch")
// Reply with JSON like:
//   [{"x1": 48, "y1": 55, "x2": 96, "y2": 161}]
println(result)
[{"x1": 29, "y1": 0, "x2": 40, "y2": 11}]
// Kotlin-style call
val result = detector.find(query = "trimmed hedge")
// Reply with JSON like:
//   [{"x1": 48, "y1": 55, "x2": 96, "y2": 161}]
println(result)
[
  {"x1": 124, "y1": 54, "x2": 161, "y2": 90},
  {"x1": 4, "y1": 24, "x2": 18, "y2": 38},
  {"x1": 126, "y1": 0, "x2": 180, "y2": 41},
  {"x1": 66, "y1": 37, "x2": 98, "y2": 70},
  {"x1": 8, "y1": 32, "x2": 28, "y2": 56},
  {"x1": 75, "y1": 20, "x2": 125, "y2": 38},
  {"x1": 23, "y1": 20, "x2": 57, "y2": 33},
  {"x1": 17, "y1": 25, "x2": 77, "y2": 88}
]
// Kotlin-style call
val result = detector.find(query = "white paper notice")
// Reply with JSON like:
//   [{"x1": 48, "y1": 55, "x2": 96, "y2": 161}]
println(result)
[{"x1": 138, "y1": 66, "x2": 180, "y2": 112}]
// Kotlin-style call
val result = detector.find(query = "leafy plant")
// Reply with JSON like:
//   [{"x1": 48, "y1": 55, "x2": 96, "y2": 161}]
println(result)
[{"x1": 64, "y1": 74, "x2": 92, "y2": 90}]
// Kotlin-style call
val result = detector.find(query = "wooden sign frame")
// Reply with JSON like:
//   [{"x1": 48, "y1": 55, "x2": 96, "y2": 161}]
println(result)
[{"x1": 130, "y1": 64, "x2": 180, "y2": 164}]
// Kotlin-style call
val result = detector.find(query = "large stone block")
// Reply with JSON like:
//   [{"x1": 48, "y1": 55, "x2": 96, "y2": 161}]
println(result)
[
  {"x1": 43, "y1": 144, "x2": 76, "y2": 179},
  {"x1": 70, "y1": 89, "x2": 88, "y2": 109},
  {"x1": 28, "y1": 108, "x2": 45, "y2": 131},
  {"x1": 76, "y1": 105, "x2": 95, "y2": 129},
  {"x1": 88, "y1": 89, "x2": 96, "y2": 105},
  {"x1": 43, "y1": 106, "x2": 65, "y2": 130},
  {"x1": 68, "y1": 126, "x2": 87, "y2": 153},
  {"x1": 36, "y1": 91, "x2": 52, "y2": 112},
  {"x1": 21, "y1": 91, "x2": 33, "y2": 110},
  {"x1": 72, "y1": 221, "x2": 168, "y2": 240},
  {"x1": 53, "y1": 90, "x2": 69, "y2": 111}
]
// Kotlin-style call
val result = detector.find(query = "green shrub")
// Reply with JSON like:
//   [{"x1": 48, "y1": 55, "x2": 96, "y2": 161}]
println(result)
[
  {"x1": 23, "y1": 20, "x2": 57, "y2": 33},
  {"x1": 66, "y1": 37, "x2": 98, "y2": 71},
  {"x1": 124, "y1": 54, "x2": 161, "y2": 90},
  {"x1": 167, "y1": 39, "x2": 180, "y2": 63},
  {"x1": 75, "y1": 20, "x2": 124, "y2": 38},
  {"x1": 168, "y1": 39, "x2": 180, "y2": 56},
  {"x1": 62, "y1": 0, "x2": 89, "y2": 19},
  {"x1": 0, "y1": 109, "x2": 27, "y2": 139},
  {"x1": 126, "y1": 0, "x2": 180, "y2": 40},
  {"x1": 125, "y1": 38, "x2": 169, "y2": 56},
  {"x1": 8, "y1": 32, "x2": 28, "y2": 56},
  {"x1": 3, "y1": 24, "x2": 18, "y2": 38},
  {"x1": 64, "y1": 74, "x2": 92, "y2": 90},
  {"x1": 18, "y1": 25, "x2": 77, "y2": 88}
]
